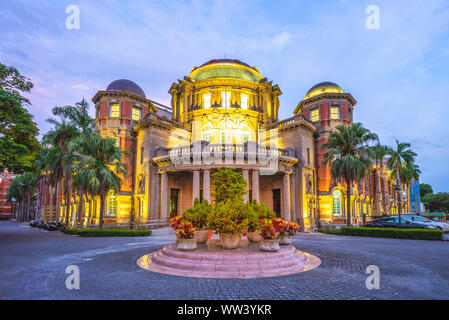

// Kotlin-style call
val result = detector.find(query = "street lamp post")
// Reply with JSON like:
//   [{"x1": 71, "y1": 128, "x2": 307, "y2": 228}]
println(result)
[{"x1": 395, "y1": 178, "x2": 402, "y2": 228}]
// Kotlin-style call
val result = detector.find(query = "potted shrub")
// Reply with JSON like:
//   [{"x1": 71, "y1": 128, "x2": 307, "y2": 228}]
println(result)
[
  {"x1": 276, "y1": 219, "x2": 299, "y2": 245},
  {"x1": 170, "y1": 216, "x2": 183, "y2": 243},
  {"x1": 246, "y1": 201, "x2": 276, "y2": 242},
  {"x1": 259, "y1": 219, "x2": 280, "y2": 252},
  {"x1": 176, "y1": 221, "x2": 197, "y2": 251},
  {"x1": 208, "y1": 199, "x2": 248, "y2": 249},
  {"x1": 182, "y1": 198, "x2": 212, "y2": 244}
]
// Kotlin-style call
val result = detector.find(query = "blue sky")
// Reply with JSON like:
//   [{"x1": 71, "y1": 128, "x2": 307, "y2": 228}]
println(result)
[{"x1": 1, "y1": 0, "x2": 449, "y2": 191}]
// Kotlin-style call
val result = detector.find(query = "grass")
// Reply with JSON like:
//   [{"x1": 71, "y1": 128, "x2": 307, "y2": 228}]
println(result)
[{"x1": 63, "y1": 228, "x2": 152, "y2": 237}]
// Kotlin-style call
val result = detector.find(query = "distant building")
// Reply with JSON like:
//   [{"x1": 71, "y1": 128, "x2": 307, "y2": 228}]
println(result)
[
  {"x1": 0, "y1": 171, "x2": 17, "y2": 219},
  {"x1": 409, "y1": 179, "x2": 421, "y2": 213}
]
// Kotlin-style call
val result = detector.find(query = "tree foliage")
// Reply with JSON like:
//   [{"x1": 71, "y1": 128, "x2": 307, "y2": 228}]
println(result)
[
  {"x1": 422, "y1": 192, "x2": 449, "y2": 214},
  {"x1": 0, "y1": 63, "x2": 40, "y2": 173},
  {"x1": 211, "y1": 167, "x2": 247, "y2": 203},
  {"x1": 419, "y1": 183, "x2": 433, "y2": 199}
]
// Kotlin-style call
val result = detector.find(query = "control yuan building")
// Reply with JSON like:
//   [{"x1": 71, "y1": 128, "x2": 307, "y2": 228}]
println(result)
[{"x1": 42, "y1": 59, "x2": 402, "y2": 231}]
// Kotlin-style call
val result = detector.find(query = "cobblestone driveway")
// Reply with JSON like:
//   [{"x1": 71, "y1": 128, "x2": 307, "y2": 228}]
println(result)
[{"x1": 1, "y1": 221, "x2": 448, "y2": 300}]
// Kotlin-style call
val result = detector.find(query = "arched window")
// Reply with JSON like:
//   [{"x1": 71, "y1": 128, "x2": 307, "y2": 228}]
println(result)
[
  {"x1": 332, "y1": 190, "x2": 342, "y2": 217},
  {"x1": 240, "y1": 125, "x2": 250, "y2": 144},
  {"x1": 106, "y1": 190, "x2": 117, "y2": 217},
  {"x1": 201, "y1": 126, "x2": 212, "y2": 143}
]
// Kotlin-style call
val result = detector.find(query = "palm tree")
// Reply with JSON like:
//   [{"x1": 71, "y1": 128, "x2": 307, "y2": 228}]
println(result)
[
  {"x1": 368, "y1": 144, "x2": 391, "y2": 215},
  {"x1": 43, "y1": 117, "x2": 79, "y2": 224},
  {"x1": 73, "y1": 134, "x2": 128, "y2": 228},
  {"x1": 7, "y1": 172, "x2": 38, "y2": 221},
  {"x1": 322, "y1": 123, "x2": 378, "y2": 226},
  {"x1": 42, "y1": 100, "x2": 94, "y2": 225},
  {"x1": 387, "y1": 140, "x2": 417, "y2": 215}
]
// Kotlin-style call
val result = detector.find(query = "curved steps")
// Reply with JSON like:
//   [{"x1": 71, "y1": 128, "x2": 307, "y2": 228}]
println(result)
[{"x1": 137, "y1": 243, "x2": 321, "y2": 279}]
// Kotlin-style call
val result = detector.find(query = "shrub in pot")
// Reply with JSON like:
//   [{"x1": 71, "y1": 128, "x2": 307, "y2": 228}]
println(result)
[
  {"x1": 183, "y1": 198, "x2": 212, "y2": 244},
  {"x1": 246, "y1": 201, "x2": 276, "y2": 242},
  {"x1": 208, "y1": 199, "x2": 248, "y2": 249},
  {"x1": 176, "y1": 221, "x2": 197, "y2": 251},
  {"x1": 170, "y1": 216, "x2": 183, "y2": 243},
  {"x1": 259, "y1": 219, "x2": 280, "y2": 252}
]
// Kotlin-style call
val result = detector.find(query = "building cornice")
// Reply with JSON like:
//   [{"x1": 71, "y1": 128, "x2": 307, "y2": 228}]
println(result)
[{"x1": 294, "y1": 93, "x2": 357, "y2": 114}]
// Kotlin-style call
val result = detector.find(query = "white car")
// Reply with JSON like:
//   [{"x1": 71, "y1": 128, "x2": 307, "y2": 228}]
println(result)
[{"x1": 395, "y1": 214, "x2": 449, "y2": 232}]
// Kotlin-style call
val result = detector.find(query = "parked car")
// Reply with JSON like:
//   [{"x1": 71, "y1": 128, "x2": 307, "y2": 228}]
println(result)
[
  {"x1": 392, "y1": 214, "x2": 449, "y2": 232},
  {"x1": 365, "y1": 216, "x2": 437, "y2": 229}
]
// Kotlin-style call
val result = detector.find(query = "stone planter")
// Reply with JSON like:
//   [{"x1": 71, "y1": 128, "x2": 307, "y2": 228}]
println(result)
[
  {"x1": 247, "y1": 231, "x2": 262, "y2": 243},
  {"x1": 279, "y1": 234, "x2": 291, "y2": 245},
  {"x1": 260, "y1": 239, "x2": 280, "y2": 252},
  {"x1": 219, "y1": 233, "x2": 241, "y2": 250},
  {"x1": 194, "y1": 230, "x2": 209, "y2": 244},
  {"x1": 177, "y1": 238, "x2": 197, "y2": 251}
]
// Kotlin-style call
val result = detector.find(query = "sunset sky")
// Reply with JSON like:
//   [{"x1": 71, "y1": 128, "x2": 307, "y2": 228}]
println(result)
[{"x1": 1, "y1": 0, "x2": 449, "y2": 191}]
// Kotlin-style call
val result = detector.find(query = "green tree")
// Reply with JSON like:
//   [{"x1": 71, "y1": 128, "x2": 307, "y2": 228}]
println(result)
[
  {"x1": 368, "y1": 143, "x2": 391, "y2": 215},
  {"x1": 73, "y1": 134, "x2": 128, "y2": 228},
  {"x1": 322, "y1": 123, "x2": 378, "y2": 226},
  {"x1": 6, "y1": 171, "x2": 38, "y2": 221},
  {"x1": 420, "y1": 183, "x2": 433, "y2": 199},
  {"x1": 211, "y1": 167, "x2": 247, "y2": 203},
  {"x1": 387, "y1": 140, "x2": 417, "y2": 213},
  {"x1": 422, "y1": 192, "x2": 449, "y2": 214},
  {"x1": 0, "y1": 63, "x2": 40, "y2": 173}
]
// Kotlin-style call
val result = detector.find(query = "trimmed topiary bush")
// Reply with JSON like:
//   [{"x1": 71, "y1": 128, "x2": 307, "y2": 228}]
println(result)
[
  {"x1": 63, "y1": 229, "x2": 152, "y2": 237},
  {"x1": 319, "y1": 227, "x2": 443, "y2": 241}
]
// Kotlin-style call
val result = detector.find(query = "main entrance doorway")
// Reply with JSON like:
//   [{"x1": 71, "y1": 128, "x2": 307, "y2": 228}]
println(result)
[{"x1": 272, "y1": 189, "x2": 281, "y2": 217}]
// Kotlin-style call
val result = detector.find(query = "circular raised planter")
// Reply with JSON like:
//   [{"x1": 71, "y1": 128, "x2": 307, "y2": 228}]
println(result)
[{"x1": 137, "y1": 241, "x2": 321, "y2": 279}]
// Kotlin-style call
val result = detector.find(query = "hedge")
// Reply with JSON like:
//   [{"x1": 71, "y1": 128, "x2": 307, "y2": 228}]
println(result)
[
  {"x1": 319, "y1": 227, "x2": 443, "y2": 241},
  {"x1": 63, "y1": 229, "x2": 152, "y2": 237}
]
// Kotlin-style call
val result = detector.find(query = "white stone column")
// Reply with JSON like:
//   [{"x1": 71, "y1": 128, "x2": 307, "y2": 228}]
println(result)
[
  {"x1": 192, "y1": 170, "x2": 200, "y2": 205},
  {"x1": 252, "y1": 170, "x2": 260, "y2": 203},
  {"x1": 242, "y1": 169, "x2": 249, "y2": 202},
  {"x1": 203, "y1": 170, "x2": 211, "y2": 203},
  {"x1": 160, "y1": 172, "x2": 169, "y2": 220},
  {"x1": 283, "y1": 172, "x2": 291, "y2": 221}
]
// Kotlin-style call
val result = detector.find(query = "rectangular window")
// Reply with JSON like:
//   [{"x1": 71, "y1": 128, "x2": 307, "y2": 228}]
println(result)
[
  {"x1": 140, "y1": 147, "x2": 144, "y2": 164},
  {"x1": 241, "y1": 94, "x2": 248, "y2": 110},
  {"x1": 307, "y1": 147, "x2": 311, "y2": 165},
  {"x1": 310, "y1": 108, "x2": 320, "y2": 122},
  {"x1": 110, "y1": 103, "x2": 120, "y2": 117},
  {"x1": 221, "y1": 91, "x2": 231, "y2": 108},
  {"x1": 203, "y1": 93, "x2": 211, "y2": 109},
  {"x1": 201, "y1": 131, "x2": 211, "y2": 143},
  {"x1": 132, "y1": 107, "x2": 142, "y2": 121},
  {"x1": 220, "y1": 131, "x2": 232, "y2": 144},
  {"x1": 330, "y1": 106, "x2": 340, "y2": 119}
]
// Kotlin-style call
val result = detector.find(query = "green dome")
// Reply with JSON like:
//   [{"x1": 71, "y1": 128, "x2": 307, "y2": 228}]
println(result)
[{"x1": 189, "y1": 59, "x2": 262, "y2": 82}]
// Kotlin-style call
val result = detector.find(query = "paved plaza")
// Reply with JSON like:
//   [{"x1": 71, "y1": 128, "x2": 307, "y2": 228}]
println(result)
[{"x1": 1, "y1": 220, "x2": 449, "y2": 300}]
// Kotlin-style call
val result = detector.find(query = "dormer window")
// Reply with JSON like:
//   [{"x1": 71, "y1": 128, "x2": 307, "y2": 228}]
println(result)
[
  {"x1": 330, "y1": 106, "x2": 340, "y2": 119},
  {"x1": 310, "y1": 108, "x2": 320, "y2": 122},
  {"x1": 110, "y1": 103, "x2": 120, "y2": 117},
  {"x1": 132, "y1": 107, "x2": 142, "y2": 121},
  {"x1": 241, "y1": 94, "x2": 248, "y2": 110},
  {"x1": 203, "y1": 93, "x2": 211, "y2": 109}
]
